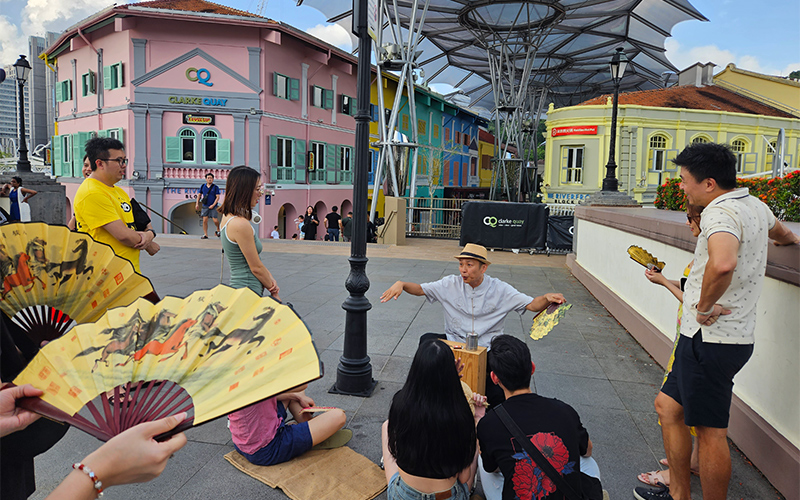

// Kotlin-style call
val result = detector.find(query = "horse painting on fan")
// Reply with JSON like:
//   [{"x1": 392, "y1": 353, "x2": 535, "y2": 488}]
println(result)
[
  {"x1": 201, "y1": 307, "x2": 276, "y2": 357},
  {"x1": 2, "y1": 249, "x2": 47, "y2": 299},
  {"x1": 73, "y1": 311, "x2": 148, "y2": 372},
  {"x1": 47, "y1": 238, "x2": 94, "y2": 286}
]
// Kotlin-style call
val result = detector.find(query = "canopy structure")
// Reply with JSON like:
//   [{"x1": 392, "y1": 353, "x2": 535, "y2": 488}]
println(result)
[{"x1": 299, "y1": 0, "x2": 707, "y2": 200}]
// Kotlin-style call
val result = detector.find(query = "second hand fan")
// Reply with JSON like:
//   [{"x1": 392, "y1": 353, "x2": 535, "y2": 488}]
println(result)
[
  {"x1": 529, "y1": 302, "x2": 573, "y2": 340},
  {"x1": 14, "y1": 285, "x2": 323, "y2": 441},
  {"x1": 0, "y1": 222, "x2": 154, "y2": 345},
  {"x1": 627, "y1": 245, "x2": 665, "y2": 272}
]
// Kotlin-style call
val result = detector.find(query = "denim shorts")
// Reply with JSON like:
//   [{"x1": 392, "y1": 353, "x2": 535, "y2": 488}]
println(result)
[
  {"x1": 234, "y1": 402, "x2": 313, "y2": 466},
  {"x1": 387, "y1": 473, "x2": 470, "y2": 500}
]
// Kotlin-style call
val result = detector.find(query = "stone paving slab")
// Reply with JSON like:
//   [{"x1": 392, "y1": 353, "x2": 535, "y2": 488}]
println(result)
[{"x1": 28, "y1": 237, "x2": 781, "y2": 500}]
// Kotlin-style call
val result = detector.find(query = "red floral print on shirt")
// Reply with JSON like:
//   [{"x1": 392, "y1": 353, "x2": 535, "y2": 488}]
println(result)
[{"x1": 511, "y1": 432, "x2": 576, "y2": 500}]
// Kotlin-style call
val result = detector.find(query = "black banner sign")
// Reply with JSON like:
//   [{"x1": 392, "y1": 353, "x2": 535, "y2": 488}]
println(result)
[
  {"x1": 460, "y1": 201, "x2": 548, "y2": 250},
  {"x1": 182, "y1": 113, "x2": 215, "y2": 126},
  {"x1": 547, "y1": 215, "x2": 574, "y2": 250}
]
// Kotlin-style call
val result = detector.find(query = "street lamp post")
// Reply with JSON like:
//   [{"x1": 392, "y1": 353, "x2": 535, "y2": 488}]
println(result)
[
  {"x1": 601, "y1": 47, "x2": 627, "y2": 191},
  {"x1": 14, "y1": 55, "x2": 32, "y2": 173},
  {"x1": 584, "y1": 47, "x2": 638, "y2": 207},
  {"x1": 330, "y1": 0, "x2": 376, "y2": 396}
]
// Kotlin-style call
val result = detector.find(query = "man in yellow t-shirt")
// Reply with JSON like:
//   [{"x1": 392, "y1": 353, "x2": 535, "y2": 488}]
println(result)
[{"x1": 75, "y1": 137, "x2": 158, "y2": 273}]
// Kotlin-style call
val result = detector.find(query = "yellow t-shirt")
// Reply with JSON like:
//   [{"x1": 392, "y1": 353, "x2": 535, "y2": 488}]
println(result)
[{"x1": 74, "y1": 178, "x2": 140, "y2": 271}]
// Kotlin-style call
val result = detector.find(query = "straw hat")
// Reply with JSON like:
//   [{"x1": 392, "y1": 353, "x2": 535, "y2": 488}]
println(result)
[{"x1": 454, "y1": 243, "x2": 491, "y2": 265}]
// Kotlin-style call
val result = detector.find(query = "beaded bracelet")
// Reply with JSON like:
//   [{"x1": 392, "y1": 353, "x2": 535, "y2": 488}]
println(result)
[{"x1": 72, "y1": 462, "x2": 104, "y2": 498}]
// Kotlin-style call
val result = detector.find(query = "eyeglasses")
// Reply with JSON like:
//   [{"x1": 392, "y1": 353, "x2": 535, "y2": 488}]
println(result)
[{"x1": 102, "y1": 157, "x2": 129, "y2": 167}]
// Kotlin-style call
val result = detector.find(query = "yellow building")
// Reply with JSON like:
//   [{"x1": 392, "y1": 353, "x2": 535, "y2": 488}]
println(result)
[{"x1": 543, "y1": 64, "x2": 800, "y2": 204}]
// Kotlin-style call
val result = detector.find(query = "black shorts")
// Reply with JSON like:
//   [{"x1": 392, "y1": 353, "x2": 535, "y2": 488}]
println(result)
[{"x1": 661, "y1": 329, "x2": 753, "y2": 429}]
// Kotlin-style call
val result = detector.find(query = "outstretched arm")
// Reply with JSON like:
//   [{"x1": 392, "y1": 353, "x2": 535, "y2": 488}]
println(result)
[
  {"x1": 525, "y1": 292, "x2": 566, "y2": 312},
  {"x1": 769, "y1": 220, "x2": 800, "y2": 246},
  {"x1": 645, "y1": 269, "x2": 683, "y2": 303},
  {"x1": 380, "y1": 281, "x2": 425, "y2": 302}
]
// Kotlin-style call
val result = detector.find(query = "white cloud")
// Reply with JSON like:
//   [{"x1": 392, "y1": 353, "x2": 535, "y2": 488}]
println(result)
[
  {"x1": 0, "y1": 15, "x2": 27, "y2": 67},
  {"x1": 665, "y1": 38, "x2": 797, "y2": 77},
  {"x1": 305, "y1": 23, "x2": 352, "y2": 52}
]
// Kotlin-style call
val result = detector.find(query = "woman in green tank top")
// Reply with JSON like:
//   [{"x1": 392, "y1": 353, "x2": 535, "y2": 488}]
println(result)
[{"x1": 218, "y1": 166, "x2": 280, "y2": 299}]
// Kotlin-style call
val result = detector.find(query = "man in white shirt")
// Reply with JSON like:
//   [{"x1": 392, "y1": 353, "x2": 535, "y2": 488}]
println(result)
[
  {"x1": 635, "y1": 143, "x2": 799, "y2": 500},
  {"x1": 380, "y1": 243, "x2": 565, "y2": 405}
]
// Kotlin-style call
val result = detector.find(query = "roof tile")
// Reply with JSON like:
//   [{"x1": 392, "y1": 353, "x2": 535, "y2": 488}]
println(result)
[
  {"x1": 123, "y1": 0, "x2": 260, "y2": 18},
  {"x1": 578, "y1": 85, "x2": 793, "y2": 118}
]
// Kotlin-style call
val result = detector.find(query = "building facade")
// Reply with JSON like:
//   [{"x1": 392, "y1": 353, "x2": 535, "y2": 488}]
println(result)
[
  {"x1": 542, "y1": 64, "x2": 799, "y2": 204},
  {"x1": 0, "y1": 64, "x2": 30, "y2": 155}
]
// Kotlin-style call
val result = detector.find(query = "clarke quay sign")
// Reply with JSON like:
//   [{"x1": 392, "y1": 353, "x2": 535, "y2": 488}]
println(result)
[
  {"x1": 551, "y1": 125, "x2": 598, "y2": 137},
  {"x1": 183, "y1": 113, "x2": 215, "y2": 126},
  {"x1": 168, "y1": 96, "x2": 228, "y2": 106}
]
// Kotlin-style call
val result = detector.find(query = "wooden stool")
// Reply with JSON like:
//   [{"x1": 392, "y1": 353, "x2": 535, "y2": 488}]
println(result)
[{"x1": 443, "y1": 339, "x2": 487, "y2": 395}]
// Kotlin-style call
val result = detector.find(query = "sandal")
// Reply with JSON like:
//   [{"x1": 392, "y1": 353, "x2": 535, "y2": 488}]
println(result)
[
  {"x1": 659, "y1": 458, "x2": 700, "y2": 476},
  {"x1": 201, "y1": 235, "x2": 208, "y2": 239},
  {"x1": 638, "y1": 470, "x2": 669, "y2": 487}
]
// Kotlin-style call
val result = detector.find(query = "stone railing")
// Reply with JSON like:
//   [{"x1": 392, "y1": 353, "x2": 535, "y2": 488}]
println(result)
[
  {"x1": 163, "y1": 167, "x2": 230, "y2": 180},
  {"x1": 567, "y1": 206, "x2": 799, "y2": 500}
]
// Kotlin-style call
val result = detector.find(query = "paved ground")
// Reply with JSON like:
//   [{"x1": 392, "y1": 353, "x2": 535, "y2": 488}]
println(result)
[{"x1": 30, "y1": 236, "x2": 782, "y2": 500}]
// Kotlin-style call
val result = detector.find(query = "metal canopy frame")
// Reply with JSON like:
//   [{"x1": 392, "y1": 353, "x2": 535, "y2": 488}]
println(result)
[{"x1": 296, "y1": 0, "x2": 707, "y2": 202}]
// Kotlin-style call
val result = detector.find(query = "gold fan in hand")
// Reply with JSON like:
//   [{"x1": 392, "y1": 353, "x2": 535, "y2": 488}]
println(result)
[{"x1": 627, "y1": 245, "x2": 665, "y2": 272}]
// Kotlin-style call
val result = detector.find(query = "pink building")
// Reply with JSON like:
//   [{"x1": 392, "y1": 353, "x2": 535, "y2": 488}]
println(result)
[{"x1": 46, "y1": 0, "x2": 360, "y2": 238}]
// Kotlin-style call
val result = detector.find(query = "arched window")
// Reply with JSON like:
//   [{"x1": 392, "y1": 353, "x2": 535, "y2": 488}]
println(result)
[
  {"x1": 731, "y1": 139, "x2": 747, "y2": 173},
  {"x1": 649, "y1": 134, "x2": 668, "y2": 171},
  {"x1": 692, "y1": 136, "x2": 708, "y2": 144},
  {"x1": 203, "y1": 129, "x2": 219, "y2": 163},
  {"x1": 180, "y1": 128, "x2": 196, "y2": 162}
]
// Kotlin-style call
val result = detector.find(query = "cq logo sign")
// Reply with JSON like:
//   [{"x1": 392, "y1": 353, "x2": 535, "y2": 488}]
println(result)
[
  {"x1": 186, "y1": 67, "x2": 213, "y2": 87},
  {"x1": 483, "y1": 216, "x2": 497, "y2": 228}
]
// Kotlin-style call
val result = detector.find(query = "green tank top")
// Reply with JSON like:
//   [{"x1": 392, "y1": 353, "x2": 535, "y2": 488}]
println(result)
[{"x1": 221, "y1": 217, "x2": 263, "y2": 295}]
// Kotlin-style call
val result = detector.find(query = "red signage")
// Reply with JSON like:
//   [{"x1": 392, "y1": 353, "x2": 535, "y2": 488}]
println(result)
[{"x1": 551, "y1": 126, "x2": 598, "y2": 137}]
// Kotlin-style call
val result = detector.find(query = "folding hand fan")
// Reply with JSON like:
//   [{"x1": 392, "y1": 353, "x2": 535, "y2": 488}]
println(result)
[
  {"x1": 0, "y1": 222, "x2": 154, "y2": 346},
  {"x1": 627, "y1": 245, "x2": 665, "y2": 272},
  {"x1": 13, "y1": 284, "x2": 323, "y2": 441},
  {"x1": 529, "y1": 302, "x2": 573, "y2": 341}
]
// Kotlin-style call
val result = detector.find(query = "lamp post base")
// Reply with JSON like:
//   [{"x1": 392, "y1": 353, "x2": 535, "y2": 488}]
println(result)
[{"x1": 582, "y1": 189, "x2": 640, "y2": 207}]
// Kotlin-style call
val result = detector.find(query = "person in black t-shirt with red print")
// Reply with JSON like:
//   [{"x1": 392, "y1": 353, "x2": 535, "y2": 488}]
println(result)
[{"x1": 477, "y1": 335, "x2": 602, "y2": 500}]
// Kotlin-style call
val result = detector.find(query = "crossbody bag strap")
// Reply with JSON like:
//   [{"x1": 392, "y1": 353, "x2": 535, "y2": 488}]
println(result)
[{"x1": 494, "y1": 405, "x2": 582, "y2": 500}]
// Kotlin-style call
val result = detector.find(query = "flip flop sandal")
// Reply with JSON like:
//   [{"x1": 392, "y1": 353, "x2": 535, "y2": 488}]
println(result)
[
  {"x1": 312, "y1": 428, "x2": 353, "y2": 450},
  {"x1": 638, "y1": 470, "x2": 668, "y2": 487},
  {"x1": 659, "y1": 458, "x2": 699, "y2": 475},
  {"x1": 201, "y1": 235, "x2": 208, "y2": 239}
]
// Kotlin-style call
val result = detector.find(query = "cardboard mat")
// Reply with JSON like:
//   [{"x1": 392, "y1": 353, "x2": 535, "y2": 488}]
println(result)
[{"x1": 225, "y1": 447, "x2": 387, "y2": 500}]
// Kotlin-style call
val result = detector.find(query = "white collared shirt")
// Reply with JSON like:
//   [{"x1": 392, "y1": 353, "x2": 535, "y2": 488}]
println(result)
[
  {"x1": 681, "y1": 188, "x2": 776, "y2": 344},
  {"x1": 421, "y1": 274, "x2": 534, "y2": 347}
]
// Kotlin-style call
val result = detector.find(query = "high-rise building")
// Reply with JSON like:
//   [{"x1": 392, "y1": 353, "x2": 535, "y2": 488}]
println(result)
[
  {"x1": 28, "y1": 32, "x2": 60, "y2": 154},
  {"x1": 0, "y1": 63, "x2": 30, "y2": 155}
]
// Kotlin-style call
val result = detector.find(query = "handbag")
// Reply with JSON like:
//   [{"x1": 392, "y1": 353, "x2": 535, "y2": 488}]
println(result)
[
  {"x1": 129, "y1": 198, "x2": 152, "y2": 231},
  {"x1": 494, "y1": 405, "x2": 602, "y2": 500}
]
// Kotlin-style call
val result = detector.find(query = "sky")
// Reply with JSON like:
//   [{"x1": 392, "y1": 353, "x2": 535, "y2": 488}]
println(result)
[{"x1": 1, "y1": 0, "x2": 798, "y2": 81}]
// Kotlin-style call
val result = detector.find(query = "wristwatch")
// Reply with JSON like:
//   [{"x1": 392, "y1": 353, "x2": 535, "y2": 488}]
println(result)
[{"x1": 147, "y1": 228, "x2": 156, "y2": 238}]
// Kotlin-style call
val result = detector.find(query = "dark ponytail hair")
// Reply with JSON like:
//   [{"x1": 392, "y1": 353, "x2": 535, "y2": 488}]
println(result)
[
  {"x1": 387, "y1": 340, "x2": 476, "y2": 479},
  {"x1": 219, "y1": 165, "x2": 259, "y2": 220}
]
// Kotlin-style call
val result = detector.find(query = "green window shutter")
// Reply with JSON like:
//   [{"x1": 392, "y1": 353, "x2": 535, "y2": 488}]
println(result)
[
  {"x1": 116, "y1": 63, "x2": 124, "y2": 87},
  {"x1": 326, "y1": 144, "x2": 337, "y2": 184},
  {"x1": 217, "y1": 139, "x2": 231, "y2": 164},
  {"x1": 90, "y1": 71, "x2": 96, "y2": 94},
  {"x1": 350, "y1": 98, "x2": 357, "y2": 116},
  {"x1": 71, "y1": 133, "x2": 83, "y2": 177},
  {"x1": 67, "y1": 80, "x2": 72, "y2": 100},
  {"x1": 115, "y1": 127, "x2": 124, "y2": 146},
  {"x1": 52, "y1": 136, "x2": 62, "y2": 176},
  {"x1": 81, "y1": 73, "x2": 87, "y2": 97},
  {"x1": 294, "y1": 139, "x2": 306, "y2": 184},
  {"x1": 273, "y1": 73, "x2": 278, "y2": 96},
  {"x1": 324, "y1": 89, "x2": 334, "y2": 110},
  {"x1": 56, "y1": 81, "x2": 63, "y2": 102},
  {"x1": 290, "y1": 78, "x2": 300, "y2": 101},
  {"x1": 269, "y1": 135, "x2": 279, "y2": 182},
  {"x1": 104, "y1": 66, "x2": 112, "y2": 90},
  {"x1": 165, "y1": 136, "x2": 181, "y2": 163},
  {"x1": 97, "y1": 129, "x2": 108, "y2": 138}
]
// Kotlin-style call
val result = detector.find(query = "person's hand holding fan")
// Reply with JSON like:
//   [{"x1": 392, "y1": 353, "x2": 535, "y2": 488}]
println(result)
[
  {"x1": 529, "y1": 302, "x2": 573, "y2": 340},
  {"x1": 627, "y1": 245, "x2": 666, "y2": 272}
]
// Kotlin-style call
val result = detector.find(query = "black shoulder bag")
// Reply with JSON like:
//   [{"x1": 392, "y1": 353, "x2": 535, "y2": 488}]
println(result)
[
  {"x1": 129, "y1": 198, "x2": 152, "y2": 231},
  {"x1": 495, "y1": 405, "x2": 602, "y2": 500}
]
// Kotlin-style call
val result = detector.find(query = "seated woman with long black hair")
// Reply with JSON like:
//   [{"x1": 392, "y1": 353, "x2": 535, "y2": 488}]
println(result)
[{"x1": 382, "y1": 339, "x2": 484, "y2": 500}]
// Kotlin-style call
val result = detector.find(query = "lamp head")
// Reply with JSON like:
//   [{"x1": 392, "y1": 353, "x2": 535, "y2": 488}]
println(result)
[
  {"x1": 13, "y1": 55, "x2": 32, "y2": 83},
  {"x1": 608, "y1": 47, "x2": 628, "y2": 83}
]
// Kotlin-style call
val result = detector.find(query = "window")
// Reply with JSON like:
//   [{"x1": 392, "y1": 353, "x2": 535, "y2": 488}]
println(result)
[
  {"x1": 455, "y1": 131, "x2": 461, "y2": 145},
  {"x1": 108, "y1": 128, "x2": 122, "y2": 142},
  {"x1": 339, "y1": 146, "x2": 352, "y2": 183},
  {"x1": 370, "y1": 104, "x2": 379, "y2": 122},
  {"x1": 310, "y1": 142, "x2": 326, "y2": 182},
  {"x1": 561, "y1": 146, "x2": 583, "y2": 184},
  {"x1": 368, "y1": 149, "x2": 375, "y2": 183},
  {"x1": 203, "y1": 130, "x2": 219, "y2": 163},
  {"x1": 273, "y1": 73, "x2": 299, "y2": 100},
  {"x1": 56, "y1": 80, "x2": 72, "y2": 102},
  {"x1": 401, "y1": 114, "x2": 409, "y2": 130},
  {"x1": 692, "y1": 136, "x2": 708, "y2": 144},
  {"x1": 445, "y1": 127, "x2": 450, "y2": 141},
  {"x1": 731, "y1": 139, "x2": 747, "y2": 173},
  {"x1": 463, "y1": 133, "x2": 470, "y2": 146},
  {"x1": 62, "y1": 135, "x2": 72, "y2": 164},
  {"x1": 180, "y1": 129, "x2": 196, "y2": 162},
  {"x1": 418, "y1": 120, "x2": 426, "y2": 136},
  {"x1": 312, "y1": 86, "x2": 333, "y2": 109},
  {"x1": 81, "y1": 71, "x2": 96, "y2": 96},
  {"x1": 104, "y1": 62, "x2": 124, "y2": 90},
  {"x1": 341, "y1": 95, "x2": 357, "y2": 116},
  {"x1": 274, "y1": 137, "x2": 294, "y2": 182},
  {"x1": 649, "y1": 135, "x2": 668, "y2": 171},
  {"x1": 433, "y1": 124, "x2": 440, "y2": 139}
]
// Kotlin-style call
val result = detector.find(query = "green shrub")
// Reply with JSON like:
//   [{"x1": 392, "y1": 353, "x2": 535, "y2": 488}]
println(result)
[{"x1": 654, "y1": 172, "x2": 800, "y2": 222}]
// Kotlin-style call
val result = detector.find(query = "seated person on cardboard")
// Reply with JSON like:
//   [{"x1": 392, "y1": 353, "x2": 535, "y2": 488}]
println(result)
[
  {"x1": 380, "y1": 243, "x2": 565, "y2": 406},
  {"x1": 228, "y1": 384, "x2": 347, "y2": 466}
]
